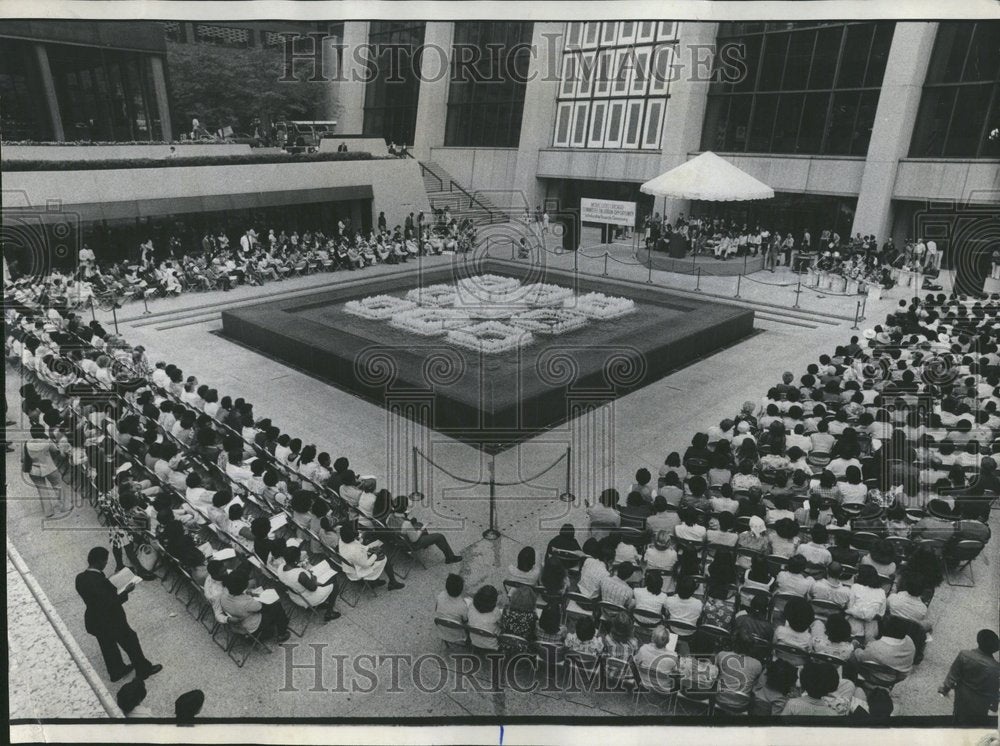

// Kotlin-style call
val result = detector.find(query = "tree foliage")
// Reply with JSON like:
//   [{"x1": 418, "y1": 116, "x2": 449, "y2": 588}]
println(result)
[{"x1": 165, "y1": 41, "x2": 333, "y2": 135}]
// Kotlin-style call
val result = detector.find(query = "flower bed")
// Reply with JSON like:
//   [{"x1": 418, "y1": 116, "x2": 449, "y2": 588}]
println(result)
[
  {"x1": 344, "y1": 294, "x2": 417, "y2": 320},
  {"x1": 445, "y1": 321, "x2": 533, "y2": 354},
  {"x1": 568, "y1": 292, "x2": 636, "y2": 320},
  {"x1": 389, "y1": 307, "x2": 470, "y2": 336},
  {"x1": 521, "y1": 282, "x2": 575, "y2": 307},
  {"x1": 456, "y1": 274, "x2": 523, "y2": 303},
  {"x1": 510, "y1": 308, "x2": 588, "y2": 335},
  {"x1": 405, "y1": 284, "x2": 458, "y2": 307}
]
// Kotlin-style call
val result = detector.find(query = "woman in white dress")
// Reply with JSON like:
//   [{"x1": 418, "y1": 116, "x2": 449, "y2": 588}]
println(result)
[{"x1": 275, "y1": 544, "x2": 341, "y2": 621}]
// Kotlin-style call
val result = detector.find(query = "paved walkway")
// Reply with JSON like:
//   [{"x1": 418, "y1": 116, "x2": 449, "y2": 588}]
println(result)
[
  {"x1": 7, "y1": 542, "x2": 118, "y2": 720},
  {"x1": 8, "y1": 249, "x2": 995, "y2": 720}
]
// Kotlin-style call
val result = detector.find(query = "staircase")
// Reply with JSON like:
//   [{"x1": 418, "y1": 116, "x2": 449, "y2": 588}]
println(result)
[{"x1": 418, "y1": 160, "x2": 510, "y2": 227}]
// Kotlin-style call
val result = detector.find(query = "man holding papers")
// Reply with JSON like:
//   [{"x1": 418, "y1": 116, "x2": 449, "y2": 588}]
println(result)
[{"x1": 74, "y1": 546, "x2": 163, "y2": 682}]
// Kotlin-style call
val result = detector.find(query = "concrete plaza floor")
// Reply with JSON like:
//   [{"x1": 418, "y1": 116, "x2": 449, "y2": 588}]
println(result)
[{"x1": 5, "y1": 245, "x2": 996, "y2": 721}]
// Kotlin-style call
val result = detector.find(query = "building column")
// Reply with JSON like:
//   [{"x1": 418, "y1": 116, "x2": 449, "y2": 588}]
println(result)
[
  {"x1": 148, "y1": 56, "x2": 172, "y2": 141},
  {"x1": 411, "y1": 22, "x2": 454, "y2": 160},
  {"x1": 32, "y1": 43, "x2": 64, "y2": 141},
  {"x1": 330, "y1": 21, "x2": 369, "y2": 132},
  {"x1": 512, "y1": 22, "x2": 564, "y2": 216},
  {"x1": 655, "y1": 22, "x2": 718, "y2": 224},
  {"x1": 851, "y1": 22, "x2": 938, "y2": 241}
]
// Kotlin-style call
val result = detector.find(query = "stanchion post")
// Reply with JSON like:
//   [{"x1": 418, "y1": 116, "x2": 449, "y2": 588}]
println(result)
[
  {"x1": 859, "y1": 294, "x2": 867, "y2": 321},
  {"x1": 793, "y1": 276, "x2": 802, "y2": 309},
  {"x1": 603, "y1": 251, "x2": 609, "y2": 277},
  {"x1": 646, "y1": 254, "x2": 653, "y2": 284},
  {"x1": 695, "y1": 266, "x2": 702, "y2": 292},
  {"x1": 142, "y1": 294, "x2": 150, "y2": 315},
  {"x1": 559, "y1": 446, "x2": 573, "y2": 503},
  {"x1": 483, "y1": 455, "x2": 500, "y2": 540},
  {"x1": 735, "y1": 273, "x2": 742, "y2": 299},
  {"x1": 851, "y1": 300, "x2": 861, "y2": 330},
  {"x1": 111, "y1": 305, "x2": 119, "y2": 335},
  {"x1": 743, "y1": 253, "x2": 748, "y2": 274}
]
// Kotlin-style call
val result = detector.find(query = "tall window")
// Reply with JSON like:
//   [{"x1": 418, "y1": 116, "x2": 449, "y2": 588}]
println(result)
[
  {"x1": 362, "y1": 21, "x2": 425, "y2": 145},
  {"x1": 910, "y1": 22, "x2": 1000, "y2": 158},
  {"x1": 445, "y1": 22, "x2": 533, "y2": 147},
  {"x1": 46, "y1": 44, "x2": 164, "y2": 141},
  {"x1": 553, "y1": 21, "x2": 679, "y2": 150},
  {"x1": 701, "y1": 22, "x2": 895, "y2": 156},
  {"x1": 0, "y1": 38, "x2": 48, "y2": 140}
]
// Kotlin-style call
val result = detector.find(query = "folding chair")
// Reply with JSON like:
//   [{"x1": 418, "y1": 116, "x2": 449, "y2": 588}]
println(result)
[
  {"x1": 697, "y1": 622, "x2": 733, "y2": 654},
  {"x1": 633, "y1": 665, "x2": 679, "y2": 714},
  {"x1": 550, "y1": 548, "x2": 586, "y2": 580},
  {"x1": 769, "y1": 592, "x2": 802, "y2": 626},
  {"x1": 534, "y1": 641, "x2": 567, "y2": 689},
  {"x1": 217, "y1": 621, "x2": 273, "y2": 668},
  {"x1": 434, "y1": 616, "x2": 469, "y2": 649},
  {"x1": 809, "y1": 650, "x2": 848, "y2": 667},
  {"x1": 599, "y1": 600, "x2": 629, "y2": 627},
  {"x1": 502, "y1": 578, "x2": 535, "y2": 598},
  {"x1": 772, "y1": 641, "x2": 810, "y2": 668},
  {"x1": 713, "y1": 690, "x2": 752, "y2": 715},
  {"x1": 631, "y1": 608, "x2": 664, "y2": 642},
  {"x1": 468, "y1": 626, "x2": 499, "y2": 652},
  {"x1": 604, "y1": 655, "x2": 637, "y2": 692},
  {"x1": 564, "y1": 651, "x2": 602, "y2": 691},
  {"x1": 810, "y1": 598, "x2": 845, "y2": 620},
  {"x1": 283, "y1": 586, "x2": 328, "y2": 638},
  {"x1": 886, "y1": 536, "x2": 914, "y2": 562},
  {"x1": 944, "y1": 539, "x2": 985, "y2": 587},
  {"x1": 855, "y1": 658, "x2": 906, "y2": 691},
  {"x1": 673, "y1": 683, "x2": 715, "y2": 715},
  {"x1": 563, "y1": 593, "x2": 597, "y2": 631},
  {"x1": 850, "y1": 531, "x2": 881, "y2": 552}
]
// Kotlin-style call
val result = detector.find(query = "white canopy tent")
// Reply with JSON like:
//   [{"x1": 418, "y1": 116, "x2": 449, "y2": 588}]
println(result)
[{"x1": 640, "y1": 151, "x2": 775, "y2": 203}]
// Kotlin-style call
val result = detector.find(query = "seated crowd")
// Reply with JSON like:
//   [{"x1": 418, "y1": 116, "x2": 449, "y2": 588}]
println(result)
[
  {"x1": 4, "y1": 207, "x2": 476, "y2": 308},
  {"x1": 433, "y1": 291, "x2": 999, "y2": 717},
  {"x1": 7, "y1": 287, "x2": 464, "y2": 655},
  {"x1": 5, "y1": 272, "x2": 997, "y2": 719}
]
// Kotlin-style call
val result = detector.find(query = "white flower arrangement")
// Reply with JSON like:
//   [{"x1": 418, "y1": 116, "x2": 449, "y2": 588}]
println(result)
[
  {"x1": 567, "y1": 292, "x2": 636, "y2": 320},
  {"x1": 344, "y1": 294, "x2": 417, "y2": 320},
  {"x1": 520, "y1": 283, "x2": 575, "y2": 307},
  {"x1": 389, "y1": 307, "x2": 470, "y2": 336},
  {"x1": 446, "y1": 321, "x2": 533, "y2": 354},
  {"x1": 456, "y1": 274, "x2": 521, "y2": 294},
  {"x1": 405, "y1": 284, "x2": 458, "y2": 307},
  {"x1": 510, "y1": 308, "x2": 588, "y2": 335}
]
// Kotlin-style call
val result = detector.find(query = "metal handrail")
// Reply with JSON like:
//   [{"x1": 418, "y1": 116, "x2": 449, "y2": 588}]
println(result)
[{"x1": 418, "y1": 161, "x2": 443, "y2": 192}]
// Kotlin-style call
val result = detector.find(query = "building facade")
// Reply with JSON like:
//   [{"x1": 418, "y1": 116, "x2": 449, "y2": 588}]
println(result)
[
  {"x1": 334, "y1": 20, "x2": 999, "y2": 262},
  {"x1": 0, "y1": 21, "x2": 173, "y2": 142}
]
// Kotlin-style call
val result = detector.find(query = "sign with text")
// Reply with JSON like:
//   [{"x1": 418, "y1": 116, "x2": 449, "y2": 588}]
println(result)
[{"x1": 580, "y1": 197, "x2": 637, "y2": 227}]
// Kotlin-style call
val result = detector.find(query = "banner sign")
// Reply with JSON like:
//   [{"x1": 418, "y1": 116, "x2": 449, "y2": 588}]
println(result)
[{"x1": 580, "y1": 197, "x2": 637, "y2": 227}]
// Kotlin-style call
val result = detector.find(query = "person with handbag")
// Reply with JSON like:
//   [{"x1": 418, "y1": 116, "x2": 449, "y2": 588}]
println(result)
[{"x1": 23, "y1": 423, "x2": 71, "y2": 518}]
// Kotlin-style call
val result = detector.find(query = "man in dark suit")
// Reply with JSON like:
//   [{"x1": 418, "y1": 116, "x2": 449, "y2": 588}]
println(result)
[{"x1": 75, "y1": 546, "x2": 162, "y2": 682}]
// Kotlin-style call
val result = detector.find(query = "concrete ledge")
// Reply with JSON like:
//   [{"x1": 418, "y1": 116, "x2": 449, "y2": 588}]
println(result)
[
  {"x1": 2, "y1": 143, "x2": 251, "y2": 161},
  {"x1": 7, "y1": 539, "x2": 123, "y2": 719}
]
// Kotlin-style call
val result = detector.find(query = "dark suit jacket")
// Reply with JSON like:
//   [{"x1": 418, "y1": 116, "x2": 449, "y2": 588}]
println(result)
[{"x1": 75, "y1": 568, "x2": 130, "y2": 637}]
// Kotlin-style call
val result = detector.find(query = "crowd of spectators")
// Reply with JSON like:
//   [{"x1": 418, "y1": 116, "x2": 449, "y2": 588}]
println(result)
[
  {"x1": 433, "y1": 290, "x2": 999, "y2": 720},
  {"x1": 4, "y1": 208, "x2": 476, "y2": 308},
  {"x1": 643, "y1": 214, "x2": 945, "y2": 293}
]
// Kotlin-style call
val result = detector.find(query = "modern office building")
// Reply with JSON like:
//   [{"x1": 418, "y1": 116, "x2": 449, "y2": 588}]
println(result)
[
  {"x1": 334, "y1": 20, "x2": 999, "y2": 262},
  {"x1": 0, "y1": 21, "x2": 173, "y2": 142}
]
